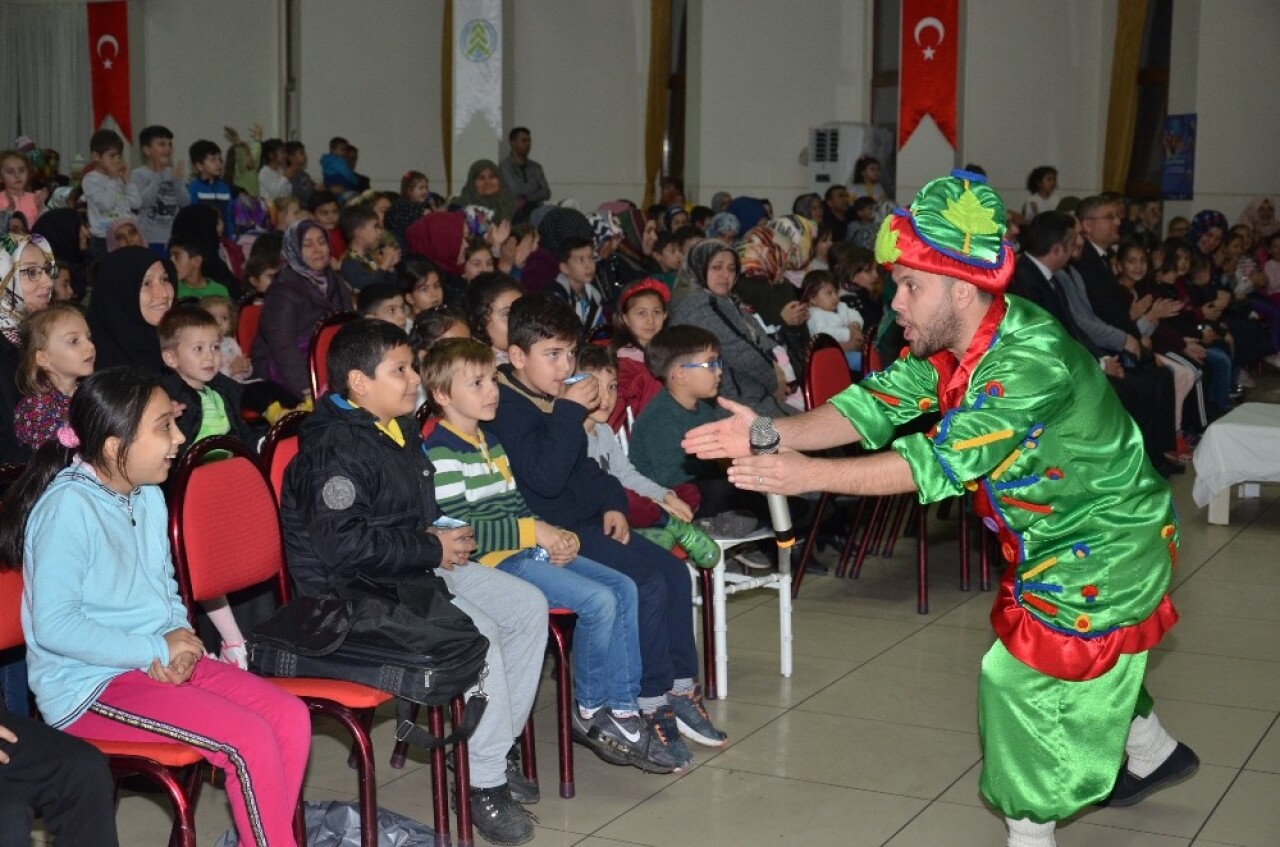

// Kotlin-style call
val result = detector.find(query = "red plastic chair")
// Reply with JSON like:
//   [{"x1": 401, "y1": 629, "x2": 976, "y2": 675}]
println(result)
[
  {"x1": 257, "y1": 430, "x2": 480, "y2": 842},
  {"x1": 260, "y1": 411, "x2": 308, "y2": 504},
  {"x1": 308, "y1": 312, "x2": 359, "y2": 398},
  {"x1": 0, "y1": 566, "x2": 207, "y2": 847},
  {"x1": 236, "y1": 298, "x2": 263, "y2": 357}
]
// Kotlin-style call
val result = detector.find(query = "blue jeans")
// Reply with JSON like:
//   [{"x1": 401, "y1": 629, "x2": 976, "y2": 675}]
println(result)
[
  {"x1": 1203, "y1": 345, "x2": 1233, "y2": 415},
  {"x1": 498, "y1": 550, "x2": 641, "y2": 712},
  {"x1": 0, "y1": 651, "x2": 28, "y2": 716}
]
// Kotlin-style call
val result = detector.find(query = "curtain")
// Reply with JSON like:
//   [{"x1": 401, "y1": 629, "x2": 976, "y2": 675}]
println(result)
[
  {"x1": 642, "y1": 0, "x2": 672, "y2": 209},
  {"x1": 1102, "y1": 0, "x2": 1149, "y2": 194},
  {"x1": 2, "y1": 3, "x2": 93, "y2": 167}
]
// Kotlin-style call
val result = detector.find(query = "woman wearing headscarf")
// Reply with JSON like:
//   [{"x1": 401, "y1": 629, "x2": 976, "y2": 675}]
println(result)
[
  {"x1": 669, "y1": 239, "x2": 794, "y2": 418},
  {"x1": 1188, "y1": 209, "x2": 1277, "y2": 378},
  {"x1": 615, "y1": 207, "x2": 661, "y2": 279},
  {"x1": 587, "y1": 210, "x2": 637, "y2": 306},
  {"x1": 450, "y1": 159, "x2": 517, "y2": 223},
  {"x1": 734, "y1": 215, "x2": 818, "y2": 373},
  {"x1": 251, "y1": 220, "x2": 349, "y2": 399},
  {"x1": 0, "y1": 234, "x2": 56, "y2": 462},
  {"x1": 84, "y1": 245, "x2": 175, "y2": 374},
  {"x1": 384, "y1": 198, "x2": 430, "y2": 247},
  {"x1": 1236, "y1": 196, "x2": 1278, "y2": 245},
  {"x1": 30, "y1": 208, "x2": 88, "y2": 297},
  {"x1": 709, "y1": 191, "x2": 733, "y2": 214},
  {"x1": 791, "y1": 193, "x2": 823, "y2": 224}
]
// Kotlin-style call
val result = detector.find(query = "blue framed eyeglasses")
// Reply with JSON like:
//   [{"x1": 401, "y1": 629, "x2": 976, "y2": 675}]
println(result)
[{"x1": 679, "y1": 359, "x2": 723, "y2": 370}]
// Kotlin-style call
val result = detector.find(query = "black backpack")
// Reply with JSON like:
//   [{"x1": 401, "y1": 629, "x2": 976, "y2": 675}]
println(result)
[{"x1": 249, "y1": 570, "x2": 489, "y2": 747}]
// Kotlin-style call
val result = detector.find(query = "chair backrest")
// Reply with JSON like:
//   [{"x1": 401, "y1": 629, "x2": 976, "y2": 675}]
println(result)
[
  {"x1": 0, "y1": 570, "x2": 23, "y2": 652},
  {"x1": 421, "y1": 414, "x2": 440, "y2": 439},
  {"x1": 236, "y1": 301, "x2": 263, "y2": 355},
  {"x1": 260, "y1": 411, "x2": 308, "y2": 502},
  {"x1": 308, "y1": 311, "x2": 359, "y2": 398},
  {"x1": 168, "y1": 436, "x2": 290, "y2": 612},
  {"x1": 804, "y1": 333, "x2": 853, "y2": 409}
]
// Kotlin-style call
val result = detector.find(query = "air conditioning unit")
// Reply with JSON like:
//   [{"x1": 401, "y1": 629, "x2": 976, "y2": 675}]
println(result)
[{"x1": 807, "y1": 122, "x2": 896, "y2": 196}]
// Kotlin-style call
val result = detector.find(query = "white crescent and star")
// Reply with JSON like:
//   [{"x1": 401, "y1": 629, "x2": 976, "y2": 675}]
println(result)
[
  {"x1": 913, "y1": 16, "x2": 945, "y2": 61},
  {"x1": 96, "y1": 34, "x2": 119, "y2": 70}
]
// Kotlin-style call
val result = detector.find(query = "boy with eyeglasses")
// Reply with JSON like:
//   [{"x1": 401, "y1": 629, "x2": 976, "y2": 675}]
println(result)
[{"x1": 629, "y1": 324, "x2": 763, "y2": 525}]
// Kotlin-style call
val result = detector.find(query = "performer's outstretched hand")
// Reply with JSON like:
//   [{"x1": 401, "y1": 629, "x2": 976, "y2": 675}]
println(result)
[{"x1": 682, "y1": 397, "x2": 757, "y2": 459}]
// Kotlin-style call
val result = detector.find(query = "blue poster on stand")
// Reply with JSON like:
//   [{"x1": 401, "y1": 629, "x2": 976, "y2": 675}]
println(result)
[{"x1": 1161, "y1": 114, "x2": 1196, "y2": 200}]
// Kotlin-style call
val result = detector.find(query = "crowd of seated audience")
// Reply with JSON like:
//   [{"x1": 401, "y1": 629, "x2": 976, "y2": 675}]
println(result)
[{"x1": 1, "y1": 120, "x2": 1277, "y2": 845}]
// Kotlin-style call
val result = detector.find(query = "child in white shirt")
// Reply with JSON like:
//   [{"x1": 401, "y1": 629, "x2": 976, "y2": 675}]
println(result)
[{"x1": 802, "y1": 270, "x2": 865, "y2": 371}]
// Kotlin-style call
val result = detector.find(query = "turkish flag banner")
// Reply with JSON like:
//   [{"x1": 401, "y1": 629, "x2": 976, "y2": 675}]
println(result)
[
  {"x1": 898, "y1": 0, "x2": 958, "y2": 150},
  {"x1": 87, "y1": 1, "x2": 132, "y2": 141}
]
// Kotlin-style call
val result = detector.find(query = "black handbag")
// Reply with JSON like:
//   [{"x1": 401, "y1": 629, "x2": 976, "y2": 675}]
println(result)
[{"x1": 248, "y1": 571, "x2": 490, "y2": 748}]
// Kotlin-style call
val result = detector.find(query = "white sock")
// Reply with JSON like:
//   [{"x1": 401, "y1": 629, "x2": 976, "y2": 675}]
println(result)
[
  {"x1": 1125, "y1": 712, "x2": 1177, "y2": 778},
  {"x1": 1006, "y1": 817, "x2": 1056, "y2": 847},
  {"x1": 578, "y1": 704, "x2": 601, "y2": 720}
]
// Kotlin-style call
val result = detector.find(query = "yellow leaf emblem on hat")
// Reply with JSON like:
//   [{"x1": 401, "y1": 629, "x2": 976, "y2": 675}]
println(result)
[
  {"x1": 874, "y1": 217, "x2": 902, "y2": 265},
  {"x1": 942, "y1": 188, "x2": 1000, "y2": 255}
]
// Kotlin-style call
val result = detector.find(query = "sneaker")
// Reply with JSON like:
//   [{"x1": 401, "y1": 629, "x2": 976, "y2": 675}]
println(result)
[
  {"x1": 668, "y1": 686, "x2": 728, "y2": 747},
  {"x1": 634, "y1": 526, "x2": 676, "y2": 551},
  {"x1": 733, "y1": 545, "x2": 774, "y2": 570},
  {"x1": 505, "y1": 746, "x2": 539, "y2": 805},
  {"x1": 641, "y1": 706, "x2": 694, "y2": 772},
  {"x1": 571, "y1": 708, "x2": 633, "y2": 767},
  {"x1": 666, "y1": 517, "x2": 720, "y2": 568},
  {"x1": 1100, "y1": 742, "x2": 1199, "y2": 808},
  {"x1": 469, "y1": 784, "x2": 534, "y2": 846}
]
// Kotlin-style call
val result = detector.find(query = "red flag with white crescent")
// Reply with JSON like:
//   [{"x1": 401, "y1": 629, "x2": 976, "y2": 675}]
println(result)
[
  {"x1": 87, "y1": 1, "x2": 132, "y2": 141},
  {"x1": 898, "y1": 0, "x2": 958, "y2": 150}
]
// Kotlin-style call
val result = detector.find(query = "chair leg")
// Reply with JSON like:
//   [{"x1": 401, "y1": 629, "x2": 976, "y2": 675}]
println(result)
[
  {"x1": 450, "y1": 696, "x2": 474, "y2": 847},
  {"x1": 882, "y1": 495, "x2": 911, "y2": 557},
  {"x1": 852, "y1": 497, "x2": 890, "y2": 578},
  {"x1": 311, "y1": 701, "x2": 378, "y2": 847},
  {"x1": 110, "y1": 760, "x2": 196, "y2": 847},
  {"x1": 519, "y1": 717, "x2": 538, "y2": 784},
  {"x1": 699, "y1": 567, "x2": 717, "y2": 700},
  {"x1": 916, "y1": 504, "x2": 929, "y2": 615},
  {"x1": 390, "y1": 703, "x2": 421, "y2": 769},
  {"x1": 958, "y1": 494, "x2": 972, "y2": 591},
  {"x1": 427, "y1": 706, "x2": 452, "y2": 847},
  {"x1": 791, "y1": 492, "x2": 830, "y2": 597},
  {"x1": 549, "y1": 618, "x2": 576, "y2": 798},
  {"x1": 349, "y1": 706, "x2": 375, "y2": 769},
  {"x1": 294, "y1": 795, "x2": 307, "y2": 845}
]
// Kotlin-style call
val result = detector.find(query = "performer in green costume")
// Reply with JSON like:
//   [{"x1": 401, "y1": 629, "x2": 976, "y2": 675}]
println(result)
[{"x1": 683, "y1": 171, "x2": 1199, "y2": 847}]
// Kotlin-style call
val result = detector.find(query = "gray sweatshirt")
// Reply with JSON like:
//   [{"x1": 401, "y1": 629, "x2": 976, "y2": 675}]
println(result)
[
  {"x1": 129, "y1": 166, "x2": 190, "y2": 245},
  {"x1": 585, "y1": 422, "x2": 669, "y2": 501}
]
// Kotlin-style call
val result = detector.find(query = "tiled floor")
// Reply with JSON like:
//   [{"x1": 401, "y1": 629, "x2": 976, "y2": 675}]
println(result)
[{"x1": 68, "y1": 401, "x2": 1280, "y2": 846}]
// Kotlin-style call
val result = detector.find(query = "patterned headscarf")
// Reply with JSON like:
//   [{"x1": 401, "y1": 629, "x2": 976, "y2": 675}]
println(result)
[
  {"x1": 282, "y1": 219, "x2": 332, "y2": 287},
  {"x1": 587, "y1": 212, "x2": 623, "y2": 256},
  {"x1": 536, "y1": 207, "x2": 592, "y2": 255},
  {"x1": 0, "y1": 234, "x2": 54, "y2": 344},
  {"x1": 1188, "y1": 210, "x2": 1228, "y2": 256},
  {"x1": 463, "y1": 205, "x2": 495, "y2": 239},
  {"x1": 616, "y1": 208, "x2": 649, "y2": 261},
  {"x1": 662, "y1": 205, "x2": 687, "y2": 231},
  {"x1": 385, "y1": 199, "x2": 430, "y2": 240},
  {"x1": 710, "y1": 192, "x2": 733, "y2": 214},
  {"x1": 736, "y1": 215, "x2": 818, "y2": 282}
]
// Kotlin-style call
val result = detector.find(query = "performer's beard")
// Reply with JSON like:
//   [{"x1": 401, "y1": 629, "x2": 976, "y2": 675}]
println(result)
[{"x1": 902, "y1": 297, "x2": 963, "y2": 358}]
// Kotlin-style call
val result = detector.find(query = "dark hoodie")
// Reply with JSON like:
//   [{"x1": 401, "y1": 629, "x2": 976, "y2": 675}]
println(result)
[
  {"x1": 280, "y1": 393, "x2": 444, "y2": 598},
  {"x1": 483, "y1": 365, "x2": 627, "y2": 532}
]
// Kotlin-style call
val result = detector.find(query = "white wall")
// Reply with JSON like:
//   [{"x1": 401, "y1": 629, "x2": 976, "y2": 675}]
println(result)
[
  {"x1": 134, "y1": 0, "x2": 281, "y2": 166},
  {"x1": 1166, "y1": 0, "x2": 1280, "y2": 224},
  {"x1": 957, "y1": 0, "x2": 1113, "y2": 208},
  {"x1": 298, "y1": 0, "x2": 446, "y2": 194},
  {"x1": 507, "y1": 0, "x2": 649, "y2": 208},
  {"x1": 687, "y1": 0, "x2": 871, "y2": 208}
]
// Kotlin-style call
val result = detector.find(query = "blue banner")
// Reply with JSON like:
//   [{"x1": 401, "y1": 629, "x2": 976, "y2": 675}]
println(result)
[{"x1": 1160, "y1": 114, "x2": 1196, "y2": 200}]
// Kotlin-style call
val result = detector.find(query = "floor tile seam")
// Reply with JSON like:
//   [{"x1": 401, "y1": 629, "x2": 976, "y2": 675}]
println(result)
[
  {"x1": 785, "y1": 702, "x2": 981, "y2": 735},
  {"x1": 1149, "y1": 644, "x2": 1280, "y2": 664},
  {"x1": 698, "y1": 759, "x2": 956, "y2": 802}
]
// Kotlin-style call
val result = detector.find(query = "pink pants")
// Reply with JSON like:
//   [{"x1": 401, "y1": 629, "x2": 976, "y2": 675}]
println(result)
[{"x1": 65, "y1": 659, "x2": 310, "y2": 847}]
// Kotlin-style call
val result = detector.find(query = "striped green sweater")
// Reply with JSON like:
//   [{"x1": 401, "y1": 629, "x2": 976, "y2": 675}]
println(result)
[{"x1": 423, "y1": 419, "x2": 537, "y2": 566}]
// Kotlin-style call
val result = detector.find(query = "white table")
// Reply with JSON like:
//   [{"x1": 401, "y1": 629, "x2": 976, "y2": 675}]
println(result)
[{"x1": 1192, "y1": 403, "x2": 1280, "y2": 524}]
